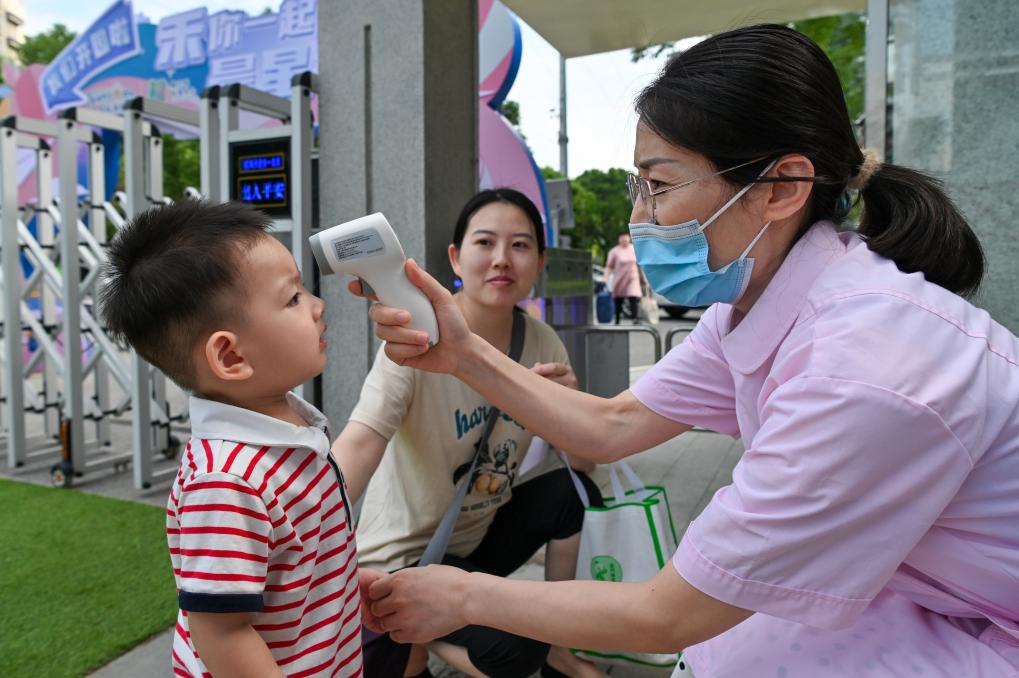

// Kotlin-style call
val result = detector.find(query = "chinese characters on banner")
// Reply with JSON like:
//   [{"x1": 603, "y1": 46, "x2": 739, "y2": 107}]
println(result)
[
  {"x1": 40, "y1": 0, "x2": 140, "y2": 113},
  {"x1": 27, "y1": 0, "x2": 546, "y2": 232},
  {"x1": 155, "y1": 0, "x2": 317, "y2": 97}
]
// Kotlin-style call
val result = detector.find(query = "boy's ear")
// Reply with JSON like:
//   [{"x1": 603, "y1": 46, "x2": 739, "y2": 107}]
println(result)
[{"x1": 204, "y1": 331, "x2": 254, "y2": 382}]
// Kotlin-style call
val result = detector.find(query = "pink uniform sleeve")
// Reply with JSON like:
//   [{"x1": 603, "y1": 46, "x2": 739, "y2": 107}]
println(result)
[
  {"x1": 674, "y1": 375, "x2": 973, "y2": 629},
  {"x1": 630, "y1": 305, "x2": 740, "y2": 436},
  {"x1": 173, "y1": 471, "x2": 271, "y2": 612}
]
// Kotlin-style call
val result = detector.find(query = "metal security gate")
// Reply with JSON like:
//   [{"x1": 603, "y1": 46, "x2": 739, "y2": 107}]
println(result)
[
  {"x1": 1, "y1": 73, "x2": 319, "y2": 492},
  {"x1": 0, "y1": 108, "x2": 193, "y2": 488},
  {"x1": 0, "y1": 115, "x2": 137, "y2": 482}
]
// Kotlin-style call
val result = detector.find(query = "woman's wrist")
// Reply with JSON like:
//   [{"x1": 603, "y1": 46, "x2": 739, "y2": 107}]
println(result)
[
  {"x1": 452, "y1": 332, "x2": 495, "y2": 381},
  {"x1": 460, "y1": 570, "x2": 491, "y2": 628}
]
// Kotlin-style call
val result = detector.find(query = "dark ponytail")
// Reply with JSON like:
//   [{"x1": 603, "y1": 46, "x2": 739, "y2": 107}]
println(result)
[
  {"x1": 635, "y1": 23, "x2": 984, "y2": 296},
  {"x1": 859, "y1": 164, "x2": 983, "y2": 297}
]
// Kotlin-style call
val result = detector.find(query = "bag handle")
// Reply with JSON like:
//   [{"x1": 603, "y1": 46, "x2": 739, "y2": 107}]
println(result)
[
  {"x1": 559, "y1": 450, "x2": 591, "y2": 509},
  {"x1": 607, "y1": 464, "x2": 626, "y2": 504},
  {"x1": 615, "y1": 458, "x2": 646, "y2": 493},
  {"x1": 419, "y1": 310, "x2": 526, "y2": 567},
  {"x1": 560, "y1": 453, "x2": 647, "y2": 509}
]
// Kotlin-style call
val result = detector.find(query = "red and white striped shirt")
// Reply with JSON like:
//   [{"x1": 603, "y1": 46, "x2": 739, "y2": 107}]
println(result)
[{"x1": 167, "y1": 394, "x2": 362, "y2": 678}]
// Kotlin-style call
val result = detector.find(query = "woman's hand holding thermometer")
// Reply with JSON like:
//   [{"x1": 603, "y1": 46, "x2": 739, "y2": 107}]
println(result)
[
  {"x1": 357, "y1": 258, "x2": 473, "y2": 374},
  {"x1": 309, "y1": 213, "x2": 440, "y2": 345},
  {"x1": 310, "y1": 212, "x2": 475, "y2": 371}
]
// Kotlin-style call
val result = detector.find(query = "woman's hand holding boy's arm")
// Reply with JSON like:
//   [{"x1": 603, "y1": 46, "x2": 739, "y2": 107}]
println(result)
[
  {"x1": 188, "y1": 612, "x2": 286, "y2": 678},
  {"x1": 359, "y1": 568, "x2": 388, "y2": 633},
  {"x1": 368, "y1": 566, "x2": 472, "y2": 642},
  {"x1": 368, "y1": 563, "x2": 752, "y2": 652}
]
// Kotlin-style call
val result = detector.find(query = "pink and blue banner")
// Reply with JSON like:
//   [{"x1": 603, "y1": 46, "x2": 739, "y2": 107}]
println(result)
[
  {"x1": 4, "y1": 0, "x2": 549, "y2": 239},
  {"x1": 41, "y1": 0, "x2": 142, "y2": 113}
]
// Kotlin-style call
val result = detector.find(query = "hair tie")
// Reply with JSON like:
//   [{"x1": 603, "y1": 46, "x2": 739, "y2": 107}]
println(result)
[{"x1": 848, "y1": 148, "x2": 882, "y2": 191}]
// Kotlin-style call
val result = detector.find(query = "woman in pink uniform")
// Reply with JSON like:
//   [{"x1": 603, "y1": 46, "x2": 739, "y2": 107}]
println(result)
[
  {"x1": 605, "y1": 232, "x2": 644, "y2": 324},
  {"x1": 358, "y1": 24, "x2": 1019, "y2": 677}
]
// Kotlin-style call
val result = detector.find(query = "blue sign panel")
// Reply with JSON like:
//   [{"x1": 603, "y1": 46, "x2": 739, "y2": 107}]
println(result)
[
  {"x1": 231, "y1": 138, "x2": 291, "y2": 217},
  {"x1": 239, "y1": 176, "x2": 288, "y2": 207},
  {"x1": 241, "y1": 154, "x2": 285, "y2": 173}
]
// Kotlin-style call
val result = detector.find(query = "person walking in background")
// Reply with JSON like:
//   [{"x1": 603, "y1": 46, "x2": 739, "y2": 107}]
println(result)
[{"x1": 605, "y1": 232, "x2": 644, "y2": 323}]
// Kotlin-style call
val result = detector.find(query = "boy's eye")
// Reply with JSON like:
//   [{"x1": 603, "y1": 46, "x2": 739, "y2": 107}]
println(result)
[{"x1": 287, "y1": 293, "x2": 301, "y2": 307}]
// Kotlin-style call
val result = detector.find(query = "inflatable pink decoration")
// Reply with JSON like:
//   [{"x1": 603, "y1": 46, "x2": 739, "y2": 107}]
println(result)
[{"x1": 478, "y1": 0, "x2": 551, "y2": 242}]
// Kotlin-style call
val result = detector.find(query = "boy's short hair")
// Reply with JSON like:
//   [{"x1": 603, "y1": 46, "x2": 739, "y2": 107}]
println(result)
[{"x1": 99, "y1": 200, "x2": 271, "y2": 391}]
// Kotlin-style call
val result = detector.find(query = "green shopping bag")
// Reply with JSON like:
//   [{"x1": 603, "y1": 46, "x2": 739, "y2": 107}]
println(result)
[{"x1": 565, "y1": 458, "x2": 685, "y2": 670}]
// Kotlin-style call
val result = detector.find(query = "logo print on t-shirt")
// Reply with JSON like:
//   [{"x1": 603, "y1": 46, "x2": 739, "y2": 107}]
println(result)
[
  {"x1": 452, "y1": 437, "x2": 518, "y2": 496},
  {"x1": 454, "y1": 405, "x2": 523, "y2": 440}
]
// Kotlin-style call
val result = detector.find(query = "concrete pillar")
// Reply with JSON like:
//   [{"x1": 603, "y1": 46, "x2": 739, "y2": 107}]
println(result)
[
  {"x1": 317, "y1": 1, "x2": 478, "y2": 427},
  {"x1": 890, "y1": 0, "x2": 1019, "y2": 332}
]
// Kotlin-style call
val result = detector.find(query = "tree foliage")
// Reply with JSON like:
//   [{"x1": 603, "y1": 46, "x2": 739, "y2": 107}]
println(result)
[
  {"x1": 114, "y1": 134, "x2": 200, "y2": 198},
  {"x1": 541, "y1": 166, "x2": 632, "y2": 260},
  {"x1": 630, "y1": 42, "x2": 675, "y2": 63},
  {"x1": 161, "y1": 135, "x2": 201, "y2": 199},
  {"x1": 541, "y1": 166, "x2": 563, "y2": 181},
  {"x1": 499, "y1": 100, "x2": 521, "y2": 126},
  {"x1": 499, "y1": 99, "x2": 527, "y2": 142},
  {"x1": 791, "y1": 13, "x2": 865, "y2": 121},
  {"x1": 629, "y1": 12, "x2": 865, "y2": 120},
  {"x1": 569, "y1": 168, "x2": 632, "y2": 261},
  {"x1": 16, "y1": 24, "x2": 76, "y2": 65}
]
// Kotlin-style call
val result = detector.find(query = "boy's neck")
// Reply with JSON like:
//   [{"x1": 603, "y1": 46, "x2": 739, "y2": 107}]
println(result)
[{"x1": 198, "y1": 389, "x2": 309, "y2": 428}]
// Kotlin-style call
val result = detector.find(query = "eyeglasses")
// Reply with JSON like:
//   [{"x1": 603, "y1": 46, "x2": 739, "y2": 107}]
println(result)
[{"x1": 626, "y1": 156, "x2": 770, "y2": 224}]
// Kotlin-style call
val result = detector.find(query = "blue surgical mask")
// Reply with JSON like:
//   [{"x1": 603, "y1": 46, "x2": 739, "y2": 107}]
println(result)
[{"x1": 629, "y1": 163, "x2": 774, "y2": 307}]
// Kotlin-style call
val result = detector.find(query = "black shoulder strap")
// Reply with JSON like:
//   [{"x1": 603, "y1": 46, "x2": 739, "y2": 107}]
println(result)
[
  {"x1": 419, "y1": 310, "x2": 526, "y2": 566},
  {"x1": 507, "y1": 307, "x2": 526, "y2": 362}
]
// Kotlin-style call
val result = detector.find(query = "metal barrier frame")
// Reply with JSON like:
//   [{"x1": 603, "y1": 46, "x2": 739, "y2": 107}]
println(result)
[
  {"x1": 553, "y1": 323, "x2": 662, "y2": 398},
  {"x1": 0, "y1": 115, "x2": 135, "y2": 479},
  {"x1": 665, "y1": 326, "x2": 693, "y2": 352},
  {"x1": 581, "y1": 323, "x2": 663, "y2": 363},
  {"x1": 2, "y1": 76, "x2": 316, "y2": 489},
  {"x1": 1, "y1": 125, "x2": 62, "y2": 464},
  {"x1": 202, "y1": 72, "x2": 319, "y2": 400},
  {"x1": 121, "y1": 97, "x2": 201, "y2": 488}
]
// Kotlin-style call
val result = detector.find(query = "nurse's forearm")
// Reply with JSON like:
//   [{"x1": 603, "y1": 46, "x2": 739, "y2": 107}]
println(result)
[
  {"x1": 462, "y1": 565, "x2": 751, "y2": 653},
  {"x1": 455, "y1": 335, "x2": 608, "y2": 456},
  {"x1": 455, "y1": 335, "x2": 688, "y2": 462}
]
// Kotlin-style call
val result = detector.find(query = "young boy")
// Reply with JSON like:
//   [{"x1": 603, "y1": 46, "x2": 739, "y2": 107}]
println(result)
[{"x1": 100, "y1": 200, "x2": 363, "y2": 677}]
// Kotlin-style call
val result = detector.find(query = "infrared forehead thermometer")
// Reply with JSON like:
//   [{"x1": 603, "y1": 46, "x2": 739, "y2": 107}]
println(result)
[{"x1": 309, "y1": 213, "x2": 439, "y2": 345}]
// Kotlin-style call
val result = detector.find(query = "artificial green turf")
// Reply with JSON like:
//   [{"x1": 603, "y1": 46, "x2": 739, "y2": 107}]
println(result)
[{"x1": 0, "y1": 479, "x2": 176, "y2": 677}]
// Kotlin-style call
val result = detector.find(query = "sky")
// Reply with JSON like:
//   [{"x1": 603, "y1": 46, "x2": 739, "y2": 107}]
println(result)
[{"x1": 23, "y1": 1, "x2": 692, "y2": 178}]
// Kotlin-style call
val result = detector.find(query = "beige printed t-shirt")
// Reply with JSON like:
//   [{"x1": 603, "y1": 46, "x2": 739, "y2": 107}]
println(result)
[{"x1": 350, "y1": 313, "x2": 569, "y2": 571}]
